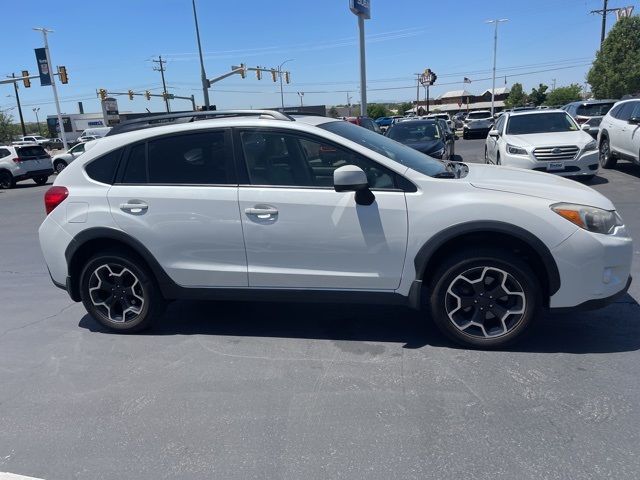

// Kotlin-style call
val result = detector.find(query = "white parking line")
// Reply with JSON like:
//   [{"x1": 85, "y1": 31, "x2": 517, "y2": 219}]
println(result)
[{"x1": 0, "y1": 473, "x2": 45, "y2": 480}]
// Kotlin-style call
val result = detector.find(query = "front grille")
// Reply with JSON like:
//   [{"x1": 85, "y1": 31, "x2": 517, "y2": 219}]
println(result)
[{"x1": 533, "y1": 145, "x2": 579, "y2": 161}]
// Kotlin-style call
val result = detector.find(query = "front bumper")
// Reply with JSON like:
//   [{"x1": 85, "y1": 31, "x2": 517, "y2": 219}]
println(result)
[
  {"x1": 502, "y1": 149, "x2": 599, "y2": 177},
  {"x1": 549, "y1": 226, "x2": 633, "y2": 309}
]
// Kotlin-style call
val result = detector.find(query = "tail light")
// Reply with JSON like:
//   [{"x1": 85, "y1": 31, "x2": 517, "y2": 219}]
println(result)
[
  {"x1": 12, "y1": 157, "x2": 21, "y2": 163},
  {"x1": 44, "y1": 186, "x2": 69, "y2": 215}
]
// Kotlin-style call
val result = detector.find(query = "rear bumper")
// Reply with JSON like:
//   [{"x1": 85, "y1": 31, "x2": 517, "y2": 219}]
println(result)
[{"x1": 14, "y1": 168, "x2": 54, "y2": 182}]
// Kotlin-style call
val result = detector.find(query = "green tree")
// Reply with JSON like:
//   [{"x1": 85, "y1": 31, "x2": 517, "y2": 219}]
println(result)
[
  {"x1": 545, "y1": 84, "x2": 583, "y2": 106},
  {"x1": 328, "y1": 106, "x2": 340, "y2": 118},
  {"x1": 0, "y1": 111, "x2": 19, "y2": 143},
  {"x1": 367, "y1": 103, "x2": 388, "y2": 119},
  {"x1": 504, "y1": 83, "x2": 527, "y2": 108},
  {"x1": 588, "y1": 16, "x2": 640, "y2": 98},
  {"x1": 398, "y1": 102, "x2": 413, "y2": 115},
  {"x1": 529, "y1": 83, "x2": 548, "y2": 106}
]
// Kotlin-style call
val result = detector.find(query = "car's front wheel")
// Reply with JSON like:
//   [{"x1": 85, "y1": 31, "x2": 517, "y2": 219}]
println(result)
[
  {"x1": 54, "y1": 160, "x2": 67, "y2": 173},
  {"x1": 428, "y1": 248, "x2": 541, "y2": 349},
  {"x1": 80, "y1": 250, "x2": 165, "y2": 333},
  {"x1": 599, "y1": 136, "x2": 617, "y2": 169}
]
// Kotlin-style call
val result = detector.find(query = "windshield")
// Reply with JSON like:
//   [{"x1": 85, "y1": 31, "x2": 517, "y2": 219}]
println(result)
[
  {"x1": 386, "y1": 122, "x2": 441, "y2": 142},
  {"x1": 506, "y1": 112, "x2": 578, "y2": 135},
  {"x1": 576, "y1": 102, "x2": 615, "y2": 116},
  {"x1": 467, "y1": 112, "x2": 491, "y2": 120},
  {"x1": 320, "y1": 120, "x2": 448, "y2": 177}
]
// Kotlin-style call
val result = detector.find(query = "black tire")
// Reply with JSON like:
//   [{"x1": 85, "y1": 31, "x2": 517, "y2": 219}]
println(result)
[
  {"x1": 33, "y1": 176, "x2": 48, "y2": 186},
  {"x1": 0, "y1": 171, "x2": 15, "y2": 189},
  {"x1": 427, "y1": 248, "x2": 541, "y2": 349},
  {"x1": 54, "y1": 160, "x2": 67, "y2": 174},
  {"x1": 463, "y1": 131, "x2": 468, "y2": 139},
  {"x1": 79, "y1": 250, "x2": 165, "y2": 333},
  {"x1": 599, "y1": 136, "x2": 617, "y2": 169}
]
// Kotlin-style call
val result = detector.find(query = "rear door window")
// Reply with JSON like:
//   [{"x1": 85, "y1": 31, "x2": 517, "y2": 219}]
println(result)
[{"x1": 616, "y1": 102, "x2": 637, "y2": 121}]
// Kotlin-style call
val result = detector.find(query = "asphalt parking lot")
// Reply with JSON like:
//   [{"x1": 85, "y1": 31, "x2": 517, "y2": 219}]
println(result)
[{"x1": 1, "y1": 138, "x2": 639, "y2": 479}]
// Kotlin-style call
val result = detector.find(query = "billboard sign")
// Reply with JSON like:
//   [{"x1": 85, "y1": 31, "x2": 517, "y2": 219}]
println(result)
[
  {"x1": 34, "y1": 48, "x2": 52, "y2": 86},
  {"x1": 349, "y1": 0, "x2": 370, "y2": 19},
  {"x1": 101, "y1": 97, "x2": 120, "y2": 126}
]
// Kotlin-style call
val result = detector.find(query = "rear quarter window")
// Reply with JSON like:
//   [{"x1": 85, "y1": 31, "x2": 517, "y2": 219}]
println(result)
[{"x1": 85, "y1": 148, "x2": 123, "y2": 184}]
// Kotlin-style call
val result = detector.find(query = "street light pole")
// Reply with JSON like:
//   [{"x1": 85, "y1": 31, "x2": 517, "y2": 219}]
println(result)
[
  {"x1": 297, "y1": 91, "x2": 304, "y2": 107},
  {"x1": 8, "y1": 77, "x2": 26, "y2": 136},
  {"x1": 192, "y1": 0, "x2": 210, "y2": 109},
  {"x1": 33, "y1": 27, "x2": 68, "y2": 150},
  {"x1": 358, "y1": 15, "x2": 367, "y2": 117},
  {"x1": 33, "y1": 107, "x2": 42, "y2": 136},
  {"x1": 486, "y1": 18, "x2": 508, "y2": 117},
  {"x1": 278, "y1": 59, "x2": 293, "y2": 109}
]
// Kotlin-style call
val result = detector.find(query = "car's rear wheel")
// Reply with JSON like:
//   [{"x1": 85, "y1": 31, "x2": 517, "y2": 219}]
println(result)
[
  {"x1": 599, "y1": 136, "x2": 617, "y2": 169},
  {"x1": 80, "y1": 250, "x2": 165, "y2": 333},
  {"x1": 33, "y1": 176, "x2": 48, "y2": 186},
  {"x1": 427, "y1": 248, "x2": 541, "y2": 349},
  {"x1": 0, "y1": 171, "x2": 15, "y2": 189},
  {"x1": 54, "y1": 160, "x2": 67, "y2": 173}
]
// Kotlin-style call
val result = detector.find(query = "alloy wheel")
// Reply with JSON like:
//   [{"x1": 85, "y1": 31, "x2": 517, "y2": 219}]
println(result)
[
  {"x1": 88, "y1": 263, "x2": 145, "y2": 323},
  {"x1": 445, "y1": 266, "x2": 526, "y2": 339},
  {"x1": 599, "y1": 139, "x2": 610, "y2": 167}
]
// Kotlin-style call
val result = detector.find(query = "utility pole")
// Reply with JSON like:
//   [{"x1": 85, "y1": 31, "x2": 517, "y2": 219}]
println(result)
[
  {"x1": 192, "y1": 0, "x2": 210, "y2": 109},
  {"x1": 358, "y1": 15, "x2": 367, "y2": 117},
  {"x1": 33, "y1": 107, "x2": 42, "y2": 135},
  {"x1": 415, "y1": 74, "x2": 421, "y2": 114},
  {"x1": 33, "y1": 27, "x2": 67, "y2": 150},
  {"x1": 10, "y1": 74, "x2": 26, "y2": 136},
  {"x1": 486, "y1": 18, "x2": 509, "y2": 117},
  {"x1": 591, "y1": 0, "x2": 617, "y2": 45},
  {"x1": 153, "y1": 55, "x2": 170, "y2": 112},
  {"x1": 346, "y1": 92, "x2": 352, "y2": 116},
  {"x1": 552, "y1": 78, "x2": 557, "y2": 91}
]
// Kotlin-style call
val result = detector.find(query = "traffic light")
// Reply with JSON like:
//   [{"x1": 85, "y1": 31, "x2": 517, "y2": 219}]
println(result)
[
  {"x1": 284, "y1": 72, "x2": 290, "y2": 84},
  {"x1": 21, "y1": 70, "x2": 30, "y2": 88},
  {"x1": 144, "y1": 90, "x2": 151, "y2": 100},
  {"x1": 430, "y1": 72, "x2": 438, "y2": 84},
  {"x1": 98, "y1": 88, "x2": 107, "y2": 101},
  {"x1": 240, "y1": 63, "x2": 246, "y2": 79},
  {"x1": 256, "y1": 68, "x2": 262, "y2": 80},
  {"x1": 271, "y1": 69, "x2": 277, "y2": 82},
  {"x1": 58, "y1": 66, "x2": 68, "y2": 84},
  {"x1": 128, "y1": 89, "x2": 134, "y2": 100}
]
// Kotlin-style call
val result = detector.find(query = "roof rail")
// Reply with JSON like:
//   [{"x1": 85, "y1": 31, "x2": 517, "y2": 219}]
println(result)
[{"x1": 105, "y1": 109, "x2": 295, "y2": 136}]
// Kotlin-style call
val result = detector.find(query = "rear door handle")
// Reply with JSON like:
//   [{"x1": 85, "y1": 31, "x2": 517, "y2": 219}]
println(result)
[
  {"x1": 120, "y1": 201, "x2": 148, "y2": 214},
  {"x1": 244, "y1": 205, "x2": 278, "y2": 218}
]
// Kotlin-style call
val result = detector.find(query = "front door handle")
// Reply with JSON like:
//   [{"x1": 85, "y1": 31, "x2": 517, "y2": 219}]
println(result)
[
  {"x1": 120, "y1": 201, "x2": 148, "y2": 214},
  {"x1": 244, "y1": 205, "x2": 278, "y2": 219}
]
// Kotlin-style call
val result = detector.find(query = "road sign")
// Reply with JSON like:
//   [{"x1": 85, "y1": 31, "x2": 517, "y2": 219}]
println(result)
[
  {"x1": 101, "y1": 97, "x2": 120, "y2": 126},
  {"x1": 34, "y1": 48, "x2": 51, "y2": 86},
  {"x1": 350, "y1": 0, "x2": 371, "y2": 19}
]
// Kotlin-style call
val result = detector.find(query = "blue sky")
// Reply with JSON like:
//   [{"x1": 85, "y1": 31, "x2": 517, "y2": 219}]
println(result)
[{"x1": 0, "y1": 0, "x2": 628, "y2": 121}]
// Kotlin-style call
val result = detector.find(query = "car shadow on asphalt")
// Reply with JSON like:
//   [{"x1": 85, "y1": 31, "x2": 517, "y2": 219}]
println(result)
[
  {"x1": 78, "y1": 293, "x2": 640, "y2": 354},
  {"x1": 614, "y1": 162, "x2": 640, "y2": 179}
]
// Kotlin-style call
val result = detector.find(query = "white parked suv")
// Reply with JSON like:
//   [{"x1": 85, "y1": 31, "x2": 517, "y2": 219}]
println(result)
[
  {"x1": 0, "y1": 144, "x2": 53, "y2": 188},
  {"x1": 597, "y1": 98, "x2": 640, "y2": 169},
  {"x1": 484, "y1": 110, "x2": 599, "y2": 179},
  {"x1": 38, "y1": 110, "x2": 633, "y2": 348}
]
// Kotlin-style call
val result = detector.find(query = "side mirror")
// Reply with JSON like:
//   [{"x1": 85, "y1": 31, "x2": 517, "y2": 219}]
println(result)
[
  {"x1": 488, "y1": 129, "x2": 500, "y2": 138},
  {"x1": 333, "y1": 165, "x2": 375, "y2": 205},
  {"x1": 628, "y1": 117, "x2": 640, "y2": 125},
  {"x1": 581, "y1": 123, "x2": 591, "y2": 131}
]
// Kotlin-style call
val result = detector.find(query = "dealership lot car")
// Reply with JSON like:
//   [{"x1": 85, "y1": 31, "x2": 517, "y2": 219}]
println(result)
[
  {"x1": 597, "y1": 98, "x2": 640, "y2": 169},
  {"x1": 463, "y1": 110, "x2": 493, "y2": 139},
  {"x1": 39, "y1": 110, "x2": 632, "y2": 348},
  {"x1": 386, "y1": 119, "x2": 451, "y2": 159},
  {"x1": 485, "y1": 110, "x2": 600, "y2": 178},
  {"x1": 51, "y1": 141, "x2": 90, "y2": 173}
]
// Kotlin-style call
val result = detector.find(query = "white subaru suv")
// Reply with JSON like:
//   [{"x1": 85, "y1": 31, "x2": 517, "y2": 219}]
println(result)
[
  {"x1": 484, "y1": 110, "x2": 599, "y2": 179},
  {"x1": 38, "y1": 110, "x2": 633, "y2": 348},
  {"x1": 0, "y1": 144, "x2": 54, "y2": 188},
  {"x1": 597, "y1": 98, "x2": 640, "y2": 169}
]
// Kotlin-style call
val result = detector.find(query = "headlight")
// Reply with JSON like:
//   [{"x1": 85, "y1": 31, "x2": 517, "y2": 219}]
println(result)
[
  {"x1": 507, "y1": 144, "x2": 527, "y2": 155},
  {"x1": 584, "y1": 140, "x2": 597, "y2": 151},
  {"x1": 551, "y1": 203, "x2": 624, "y2": 234}
]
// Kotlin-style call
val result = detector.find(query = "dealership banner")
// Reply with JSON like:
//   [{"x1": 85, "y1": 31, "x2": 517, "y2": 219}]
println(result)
[{"x1": 34, "y1": 47, "x2": 52, "y2": 86}]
